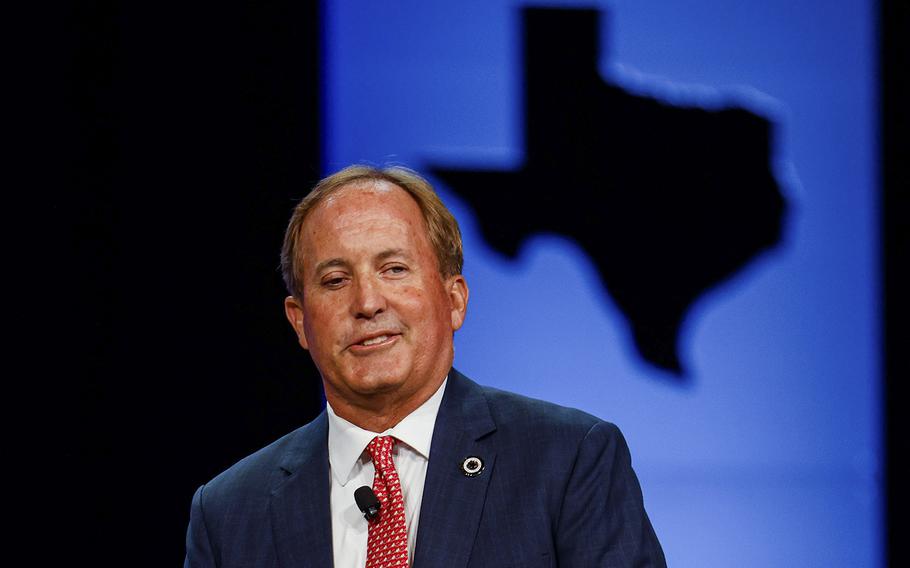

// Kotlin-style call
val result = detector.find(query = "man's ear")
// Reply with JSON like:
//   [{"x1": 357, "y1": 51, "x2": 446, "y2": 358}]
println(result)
[
  {"x1": 284, "y1": 295, "x2": 309, "y2": 350},
  {"x1": 447, "y1": 275, "x2": 469, "y2": 331}
]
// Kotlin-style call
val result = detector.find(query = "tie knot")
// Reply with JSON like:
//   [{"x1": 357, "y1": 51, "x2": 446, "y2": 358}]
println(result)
[{"x1": 366, "y1": 436, "x2": 397, "y2": 474}]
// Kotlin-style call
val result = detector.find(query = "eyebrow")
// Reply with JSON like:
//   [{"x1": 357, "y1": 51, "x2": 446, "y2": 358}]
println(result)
[
  {"x1": 313, "y1": 258, "x2": 348, "y2": 276},
  {"x1": 375, "y1": 248, "x2": 409, "y2": 263}
]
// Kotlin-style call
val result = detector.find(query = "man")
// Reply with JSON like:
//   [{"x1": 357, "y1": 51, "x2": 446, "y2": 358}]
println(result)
[{"x1": 184, "y1": 165, "x2": 666, "y2": 567}]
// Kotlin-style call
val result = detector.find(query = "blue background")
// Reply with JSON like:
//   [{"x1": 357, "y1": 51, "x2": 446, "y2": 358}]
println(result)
[{"x1": 324, "y1": 1, "x2": 880, "y2": 565}]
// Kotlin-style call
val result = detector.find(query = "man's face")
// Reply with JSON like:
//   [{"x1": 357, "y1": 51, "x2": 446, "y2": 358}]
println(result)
[{"x1": 284, "y1": 181, "x2": 468, "y2": 416}]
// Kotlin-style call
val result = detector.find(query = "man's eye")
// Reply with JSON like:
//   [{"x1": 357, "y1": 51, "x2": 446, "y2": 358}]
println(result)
[
  {"x1": 322, "y1": 277, "x2": 346, "y2": 288},
  {"x1": 384, "y1": 265, "x2": 408, "y2": 276}
]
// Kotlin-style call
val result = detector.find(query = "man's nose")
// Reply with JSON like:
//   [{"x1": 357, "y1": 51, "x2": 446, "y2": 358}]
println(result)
[{"x1": 351, "y1": 276, "x2": 387, "y2": 319}]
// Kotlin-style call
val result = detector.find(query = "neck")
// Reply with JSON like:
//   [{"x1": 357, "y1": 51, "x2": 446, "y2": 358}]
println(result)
[{"x1": 325, "y1": 374, "x2": 446, "y2": 433}]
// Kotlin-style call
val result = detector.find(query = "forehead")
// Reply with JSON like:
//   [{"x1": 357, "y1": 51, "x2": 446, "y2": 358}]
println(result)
[
  {"x1": 299, "y1": 180, "x2": 431, "y2": 263},
  {"x1": 318, "y1": 179, "x2": 416, "y2": 216}
]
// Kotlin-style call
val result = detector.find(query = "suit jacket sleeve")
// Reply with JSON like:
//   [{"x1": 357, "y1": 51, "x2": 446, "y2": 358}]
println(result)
[
  {"x1": 555, "y1": 421, "x2": 666, "y2": 567},
  {"x1": 185, "y1": 484, "x2": 217, "y2": 568}
]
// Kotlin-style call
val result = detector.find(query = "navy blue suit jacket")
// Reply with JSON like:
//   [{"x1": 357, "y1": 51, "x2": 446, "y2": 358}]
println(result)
[{"x1": 185, "y1": 369, "x2": 666, "y2": 567}]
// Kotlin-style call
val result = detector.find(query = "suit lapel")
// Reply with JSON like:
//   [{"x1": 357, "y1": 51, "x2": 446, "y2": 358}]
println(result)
[
  {"x1": 413, "y1": 370, "x2": 497, "y2": 568},
  {"x1": 269, "y1": 412, "x2": 334, "y2": 568}
]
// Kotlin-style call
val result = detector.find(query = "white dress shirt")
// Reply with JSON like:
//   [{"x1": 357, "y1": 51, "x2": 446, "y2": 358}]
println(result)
[{"x1": 326, "y1": 377, "x2": 448, "y2": 567}]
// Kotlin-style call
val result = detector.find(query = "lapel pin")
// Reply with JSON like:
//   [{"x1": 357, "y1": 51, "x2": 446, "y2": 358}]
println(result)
[{"x1": 461, "y1": 456, "x2": 484, "y2": 477}]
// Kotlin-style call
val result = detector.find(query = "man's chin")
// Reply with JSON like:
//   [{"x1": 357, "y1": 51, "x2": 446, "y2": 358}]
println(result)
[
  {"x1": 352, "y1": 373, "x2": 408, "y2": 396},
  {"x1": 328, "y1": 366, "x2": 410, "y2": 398}
]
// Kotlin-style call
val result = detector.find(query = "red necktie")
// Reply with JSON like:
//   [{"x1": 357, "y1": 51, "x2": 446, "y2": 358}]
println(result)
[{"x1": 365, "y1": 436, "x2": 409, "y2": 568}]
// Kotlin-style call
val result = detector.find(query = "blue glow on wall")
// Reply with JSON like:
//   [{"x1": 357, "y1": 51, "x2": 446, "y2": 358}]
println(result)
[{"x1": 324, "y1": 1, "x2": 881, "y2": 565}]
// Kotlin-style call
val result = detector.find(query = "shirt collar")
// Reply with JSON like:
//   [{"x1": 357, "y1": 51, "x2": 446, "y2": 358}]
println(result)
[{"x1": 326, "y1": 376, "x2": 448, "y2": 486}]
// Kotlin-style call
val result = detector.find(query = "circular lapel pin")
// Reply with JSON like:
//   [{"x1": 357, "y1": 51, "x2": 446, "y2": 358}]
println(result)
[{"x1": 461, "y1": 456, "x2": 484, "y2": 477}]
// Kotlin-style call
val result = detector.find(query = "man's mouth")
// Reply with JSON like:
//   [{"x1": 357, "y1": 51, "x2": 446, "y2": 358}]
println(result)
[
  {"x1": 350, "y1": 332, "x2": 401, "y2": 350},
  {"x1": 360, "y1": 335, "x2": 391, "y2": 346}
]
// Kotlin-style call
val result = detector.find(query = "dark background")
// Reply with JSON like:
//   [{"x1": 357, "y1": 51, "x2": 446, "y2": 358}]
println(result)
[
  {"x1": 54, "y1": 2, "x2": 325, "y2": 563},
  {"x1": 46, "y1": 0, "x2": 905, "y2": 565}
]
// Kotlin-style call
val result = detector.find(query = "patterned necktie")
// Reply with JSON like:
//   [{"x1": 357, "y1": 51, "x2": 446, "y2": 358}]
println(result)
[{"x1": 365, "y1": 436, "x2": 409, "y2": 568}]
